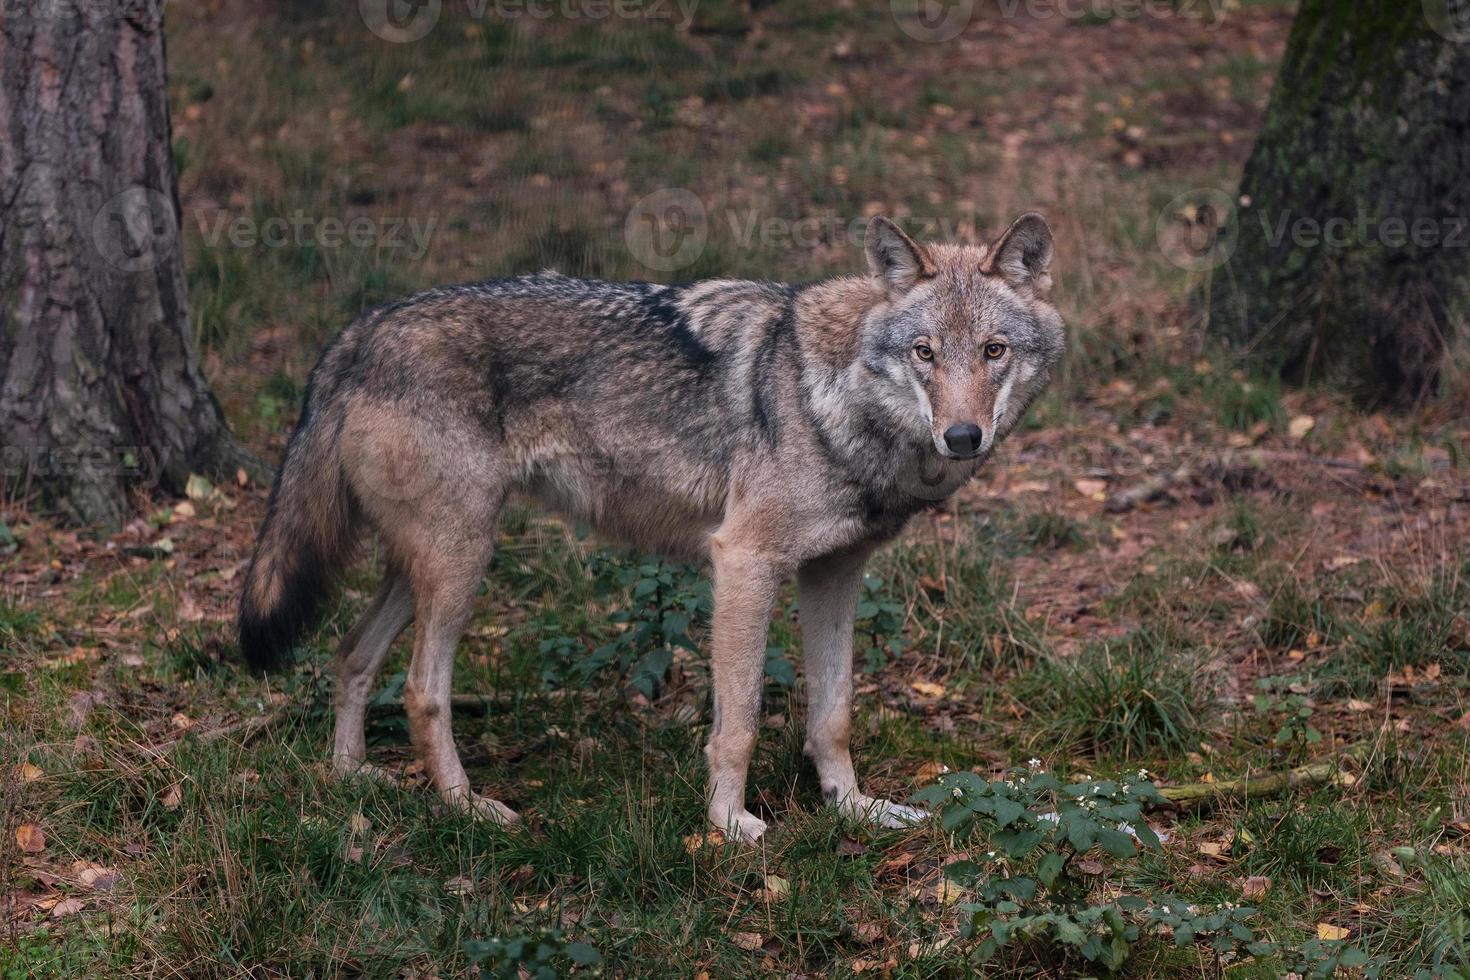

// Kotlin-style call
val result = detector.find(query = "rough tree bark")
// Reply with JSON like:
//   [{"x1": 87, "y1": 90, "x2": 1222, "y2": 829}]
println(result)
[
  {"x1": 1206, "y1": 1, "x2": 1470, "y2": 405},
  {"x1": 0, "y1": 0, "x2": 261, "y2": 528}
]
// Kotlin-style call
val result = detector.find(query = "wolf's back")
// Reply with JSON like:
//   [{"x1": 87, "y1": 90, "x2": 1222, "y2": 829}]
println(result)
[{"x1": 237, "y1": 387, "x2": 359, "y2": 671}]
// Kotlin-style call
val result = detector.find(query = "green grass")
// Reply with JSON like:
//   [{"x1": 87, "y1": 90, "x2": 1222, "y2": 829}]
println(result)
[
  {"x1": 9, "y1": 0, "x2": 1470, "y2": 975},
  {"x1": 1015, "y1": 630, "x2": 1220, "y2": 760}
]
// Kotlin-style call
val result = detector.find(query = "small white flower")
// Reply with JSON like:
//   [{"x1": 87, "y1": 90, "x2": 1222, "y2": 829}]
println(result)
[
  {"x1": 1138, "y1": 768, "x2": 1151, "y2": 780},
  {"x1": 1028, "y1": 758, "x2": 1041, "y2": 769},
  {"x1": 1037, "y1": 811, "x2": 1060, "y2": 824},
  {"x1": 951, "y1": 787, "x2": 964, "y2": 799}
]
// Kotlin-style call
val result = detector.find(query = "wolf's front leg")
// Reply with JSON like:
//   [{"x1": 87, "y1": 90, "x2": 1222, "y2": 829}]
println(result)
[
  {"x1": 705, "y1": 536, "x2": 783, "y2": 844},
  {"x1": 798, "y1": 550, "x2": 927, "y2": 830}
]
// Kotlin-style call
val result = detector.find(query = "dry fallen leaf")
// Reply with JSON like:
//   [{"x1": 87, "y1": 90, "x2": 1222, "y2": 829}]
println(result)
[
  {"x1": 160, "y1": 783, "x2": 183, "y2": 810},
  {"x1": 51, "y1": 898, "x2": 86, "y2": 919},
  {"x1": 683, "y1": 830, "x2": 725, "y2": 854},
  {"x1": 16, "y1": 823, "x2": 46, "y2": 853},
  {"x1": 1346, "y1": 698, "x2": 1374, "y2": 713},
  {"x1": 760, "y1": 874, "x2": 790, "y2": 901},
  {"x1": 729, "y1": 931, "x2": 764, "y2": 951},
  {"x1": 348, "y1": 812, "x2": 372, "y2": 834},
  {"x1": 1288, "y1": 415, "x2": 1316, "y2": 440},
  {"x1": 74, "y1": 862, "x2": 121, "y2": 891},
  {"x1": 1197, "y1": 841, "x2": 1229, "y2": 860},
  {"x1": 444, "y1": 876, "x2": 474, "y2": 896},
  {"x1": 19, "y1": 761, "x2": 44, "y2": 782},
  {"x1": 910, "y1": 680, "x2": 946, "y2": 698},
  {"x1": 1241, "y1": 875, "x2": 1271, "y2": 899},
  {"x1": 1074, "y1": 478, "x2": 1107, "y2": 499},
  {"x1": 1316, "y1": 922, "x2": 1351, "y2": 941},
  {"x1": 933, "y1": 878, "x2": 966, "y2": 905}
]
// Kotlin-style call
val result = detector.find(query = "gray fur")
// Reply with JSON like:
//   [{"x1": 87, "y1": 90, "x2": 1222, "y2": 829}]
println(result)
[{"x1": 238, "y1": 214, "x2": 1066, "y2": 840}]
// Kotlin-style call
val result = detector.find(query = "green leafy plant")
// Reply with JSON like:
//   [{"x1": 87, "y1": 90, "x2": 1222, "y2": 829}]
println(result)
[
  {"x1": 854, "y1": 573, "x2": 907, "y2": 673},
  {"x1": 465, "y1": 929, "x2": 601, "y2": 979},
  {"x1": 916, "y1": 762, "x2": 1373, "y2": 974},
  {"x1": 1252, "y1": 676, "x2": 1322, "y2": 750},
  {"x1": 582, "y1": 551, "x2": 711, "y2": 697}
]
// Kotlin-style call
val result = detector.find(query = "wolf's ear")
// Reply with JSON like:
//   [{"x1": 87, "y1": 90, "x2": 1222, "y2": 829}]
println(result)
[
  {"x1": 981, "y1": 212, "x2": 1054, "y2": 293},
  {"x1": 865, "y1": 216, "x2": 935, "y2": 297}
]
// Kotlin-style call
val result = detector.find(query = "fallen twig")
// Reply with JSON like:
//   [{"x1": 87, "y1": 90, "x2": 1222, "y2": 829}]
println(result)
[
  {"x1": 146, "y1": 704, "x2": 291, "y2": 757},
  {"x1": 368, "y1": 690, "x2": 573, "y2": 716},
  {"x1": 1105, "y1": 463, "x2": 1193, "y2": 513},
  {"x1": 1158, "y1": 742, "x2": 1371, "y2": 810}
]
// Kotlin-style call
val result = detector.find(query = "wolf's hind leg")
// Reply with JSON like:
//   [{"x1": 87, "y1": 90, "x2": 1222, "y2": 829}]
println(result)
[
  {"x1": 798, "y1": 550, "x2": 927, "y2": 830},
  {"x1": 332, "y1": 566, "x2": 413, "y2": 781},
  {"x1": 403, "y1": 525, "x2": 518, "y2": 826}
]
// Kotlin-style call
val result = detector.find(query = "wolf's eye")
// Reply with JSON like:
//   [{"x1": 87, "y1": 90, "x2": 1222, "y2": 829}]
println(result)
[
  {"x1": 984, "y1": 342, "x2": 1007, "y2": 360},
  {"x1": 913, "y1": 342, "x2": 934, "y2": 362}
]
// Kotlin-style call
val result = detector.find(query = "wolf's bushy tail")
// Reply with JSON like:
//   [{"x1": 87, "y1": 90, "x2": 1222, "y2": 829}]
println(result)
[{"x1": 238, "y1": 402, "x2": 359, "y2": 671}]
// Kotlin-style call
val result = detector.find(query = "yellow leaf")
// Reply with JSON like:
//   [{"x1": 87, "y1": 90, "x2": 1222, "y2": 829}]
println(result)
[
  {"x1": 185, "y1": 473, "x2": 213, "y2": 500},
  {"x1": 1317, "y1": 922, "x2": 1351, "y2": 941},
  {"x1": 914, "y1": 760, "x2": 946, "y2": 784},
  {"x1": 19, "y1": 762, "x2": 43, "y2": 782},
  {"x1": 683, "y1": 830, "x2": 724, "y2": 854},
  {"x1": 348, "y1": 812, "x2": 372, "y2": 834},
  {"x1": 1073, "y1": 478, "x2": 1107, "y2": 499},
  {"x1": 761, "y1": 874, "x2": 790, "y2": 901},
  {"x1": 933, "y1": 878, "x2": 966, "y2": 905},
  {"x1": 16, "y1": 823, "x2": 45, "y2": 853},
  {"x1": 910, "y1": 680, "x2": 946, "y2": 698},
  {"x1": 1288, "y1": 415, "x2": 1316, "y2": 440}
]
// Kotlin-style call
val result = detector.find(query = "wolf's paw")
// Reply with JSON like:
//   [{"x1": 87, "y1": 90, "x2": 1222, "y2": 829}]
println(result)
[
  {"x1": 840, "y1": 795, "x2": 929, "y2": 830},
  {"x1": 462, "y1": 793, "x2": 521, "y2": 826},
  {"x1": 331, "y1": 757, "x2": 397, "y2": 785},
  {"x1": 711, "y1": 808, "x2": 770, "y2": 844}
]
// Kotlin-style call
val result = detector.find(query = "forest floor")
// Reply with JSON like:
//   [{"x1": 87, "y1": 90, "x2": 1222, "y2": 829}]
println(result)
[{"x1": 4, "y1": 0, "x2": 1469, "y2": 976}]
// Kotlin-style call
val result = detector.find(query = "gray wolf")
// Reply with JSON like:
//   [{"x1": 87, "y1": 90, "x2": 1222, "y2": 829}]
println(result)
[{"x1": 237, "y1": 212, "x2": 1065, "y2": 842}]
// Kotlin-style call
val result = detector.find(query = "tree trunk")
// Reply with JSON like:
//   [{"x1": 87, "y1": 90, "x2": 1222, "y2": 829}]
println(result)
[
  {"x1": 0, "y1": 0, "x2": 261, "y2": 528},
  {"x1": 1205, "y1": 0, "x2": 1470, "y2": 405}
]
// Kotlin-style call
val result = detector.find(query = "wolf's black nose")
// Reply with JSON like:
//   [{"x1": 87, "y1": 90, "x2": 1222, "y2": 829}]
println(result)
[{"x1": 943, "y1": 423, "x2": 984, "y2": 456}]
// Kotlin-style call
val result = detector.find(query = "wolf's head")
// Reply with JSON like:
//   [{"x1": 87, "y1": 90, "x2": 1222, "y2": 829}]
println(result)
[{"x1": 857, "y1": 213, "x2": 1065, "y2": 460}]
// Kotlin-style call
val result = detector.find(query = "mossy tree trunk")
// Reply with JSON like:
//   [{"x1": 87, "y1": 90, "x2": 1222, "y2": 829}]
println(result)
[
  {"x1": 1206, "y1": 0, "x2": 1470, "y2": 405},
  {"x1": 0, "y1": 0, "x2": 261, "y2": 528}
]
